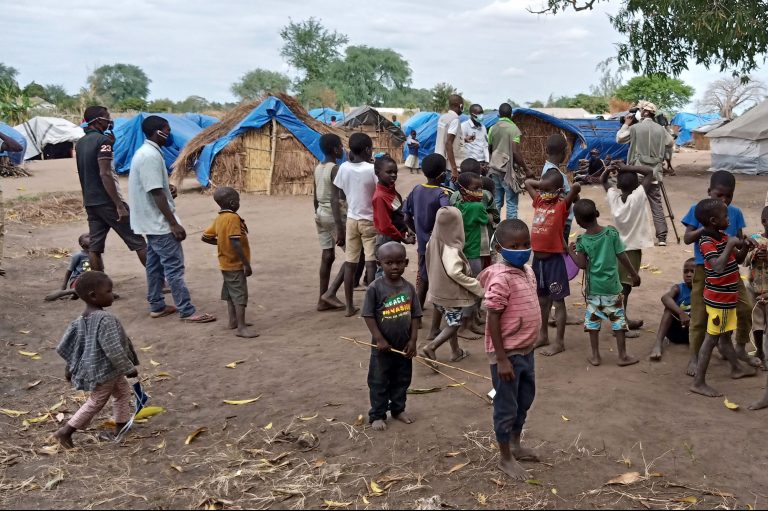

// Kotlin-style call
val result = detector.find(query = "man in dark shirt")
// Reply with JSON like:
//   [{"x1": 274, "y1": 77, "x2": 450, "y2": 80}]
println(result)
[{"x1": 76, "y1": 106, "x2": 147, "y2": 272}]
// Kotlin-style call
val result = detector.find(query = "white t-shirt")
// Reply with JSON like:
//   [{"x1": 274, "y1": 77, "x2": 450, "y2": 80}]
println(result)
[
  {"x1": 128, "y1": 141, "x2": 177, "y2": 236},
  {"x1": 435, "y1": 111, "x2": 463, "y2": 170},
  {"x1": 606, "y1": 186, "x2": 654, "y2": 251},
  {"x1": 461, "y1": 120, "x2": 489, "y2": 162},
  {"x1": 332, "y1": 160, "x2": 376, "y2": 221}
]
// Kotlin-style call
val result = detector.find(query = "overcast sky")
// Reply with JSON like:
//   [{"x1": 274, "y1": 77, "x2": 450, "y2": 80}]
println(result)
[{"x1": 3, "y1": 0, "x2": 766, "y2": 111}]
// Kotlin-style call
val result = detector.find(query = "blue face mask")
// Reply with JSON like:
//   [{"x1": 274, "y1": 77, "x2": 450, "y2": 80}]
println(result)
[{"x1": 499, "y1": 247, "x2": 531, "y2": 267}]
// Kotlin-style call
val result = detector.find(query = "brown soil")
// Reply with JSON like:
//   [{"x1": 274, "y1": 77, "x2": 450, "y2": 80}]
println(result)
[{"x1": 1, "y1": 151, "x2": 767, "y2": 509}]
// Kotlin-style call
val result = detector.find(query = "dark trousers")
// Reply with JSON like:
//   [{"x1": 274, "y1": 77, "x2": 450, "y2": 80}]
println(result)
[
  {"x1": 491, "y1": 352, "x2": 536, "y2": 444},
  {"x1": 367, "y1": 348, "x2": 412, "y2": 422}
]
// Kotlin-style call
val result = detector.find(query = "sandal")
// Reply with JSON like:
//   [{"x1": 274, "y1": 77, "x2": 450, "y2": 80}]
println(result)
[
  {"x1": 150, "y1": 305, "x2": 177, "y2": 318},
  {"x1": 181, "y1": 313, "x2": 216, "y2": 324},
  {"x1": 450, "y1": 348, "x2": 470, "y2": 363}
]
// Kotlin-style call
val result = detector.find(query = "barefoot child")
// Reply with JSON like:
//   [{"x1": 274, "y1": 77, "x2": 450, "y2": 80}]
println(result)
[
  {"x1": 568, "y1": 199, "x2": 641, "y2": 366},
  {"x1": 363, "y1": 242, "x2": 422, "y2": 430},
  {"x1": 405, "y1": 130, "x2": 420, "y2": 174},
  {"x1": 689, "y1": 198, "x2": 755, "y2": 397},
  {"x1": 54, "y1": 271, "x2": 139, "y2": 448},
  {"x1": 746, "y1": 207, "x2": 768, "y2": 367},
  {"x1": 372, "y1": 155, "x2": 416, "y2": 248},
  {"x1": 478, "y1": 219, "x2": 541, "y2": 481},
  {"x1": 422, "y1": 206, "x2": 484, "y2": 364},
  {"x1": 525, "y1": 169, "x2": 581, "y2": 356},
  {"x1": 201, "y1": 187, "x2": 259, "y2": 338},
  {"x1": 314, "y1": 133, "x2": 346, "y2": 312},
  {"x1": 650, "y1": 258, "x2": 695, "y2": 361},
  {"x1": 45, "y1": 234, "x2": 91, "y2": 301}
]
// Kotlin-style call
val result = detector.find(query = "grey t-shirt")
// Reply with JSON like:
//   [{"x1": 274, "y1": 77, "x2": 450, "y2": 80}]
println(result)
[
  {"x1": 128, "y1": 140, "x2": 176, "y2": 236},
  {"x1": 362, "y1": 277, "x2": 423, "y2": 349}
]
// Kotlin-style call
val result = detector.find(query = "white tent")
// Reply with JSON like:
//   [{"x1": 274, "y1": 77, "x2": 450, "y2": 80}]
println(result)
[
  {"x1": 707, "y1": 101, "x2": 768, "y2": 175},
  {"x1": 14, "y1": 116, "x2": 84, "y2": 160}
]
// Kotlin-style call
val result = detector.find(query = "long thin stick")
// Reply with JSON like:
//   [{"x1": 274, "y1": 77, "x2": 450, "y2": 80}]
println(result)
[
  {"x1": 413, "y1": 358, "x2": 491, "y2": 404},
  {"x1": 340, "y1": 336, "x2": 491, "y2": 381}
]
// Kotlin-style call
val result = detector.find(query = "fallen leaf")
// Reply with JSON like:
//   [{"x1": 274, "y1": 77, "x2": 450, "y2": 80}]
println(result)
[
  {"x1": 651, "y1": 270, "x2": 663, "y2": 275},
  {"x1": 476, "y1": 493, "x2": 487, "y2": 505},
  {"x1": 639, "y1": 264, "x2": 650, "y2": 270},
  {"x1": 155, "y1": 372, "x2": 171, "y2": 377},
  {"x1": 31, "y1": 356, "x2": 41, "y2": 360},
  {"x1": 55, "y1": 413, "x2": 64, "y2": 423},
  {"x1": 225, "y1": 362, "x2": 237, "y2": 369},
  {"x1": 572, "y1": 302, "x2": 585, "y2": 306},
  {"x1": 223, "y1": 397, "x2": 261, "y2": 405},
  {"x1": 369, "y1": 481, "x2": 384, "y2": 495},
  {"x1": 185, "y1": 427, "x2": 208, "y2": 445},
  {"x1": 746, "y1": 504, "x2": 754, "y2": 510},
  {"x1": 18, "y1": 350, "x2": 39, "y2": 357},
  {"x1": 39, "y1": 445, "x2": 59, "y2": 456},
  {"x1": 649, "y1": 472, "x2": 663, "y2": 478},
  {"x1": 606, "y1": 472, "x2": 643, "y2": 485},
  {"x1": 150, "y1": 440, "x2": 166, "y2": 452},
  {"x1": 170, "y1": 464, "x2": 183, "y2": 472},
  {"x1": 445, "y1": 452, "x2": 461, "y2": 457},
  {"x1": 525, "y1": 479, "x2": 542, "y2": 486},
  {"x1": 353, "y1": 415, "x2": 364, "y2": 427},
  {"x1": 551, "y1": 488, "x2": 558, "y2": 495},
  {"x1": 323, "y1": 402, "x2": 342, "y2": 407},
  {"x1": 324, "y1": 417, "x2": 336, "y2": 422},
  {"x1": 19, "y1": 330, "x2": 31, "y2": 335},
  {"x1": 44, "y1": 470, "x2": 64, "y2": 490},
  {"x1": 704, "y1": 490, "x2": 734, "y2": 498},
  {"x1": 139, "y1": 346, "x2": 153, "y2": 352},
  {"x1": 298, "y1": 413, "x2": 318, "y2": 421},
  {"x1": 22, "y1": 414, "x2": 51, "y2": 426},
  {"x1": 561, "y1": 415, "x2": 570, "y2": 422},
  {"x1": 0, "y1": 409, "x2": 29, "y2": 418},
  {"x1": 150, "y1": 359, "x2": 161, "y2": 367},
  {"x1": 723, "y1": 397, "x2": 740, "y2": 410},
  {"x1": 134, "y1": 406, "x2": 165, "y2": 420},
  {"x1": 264, "y1": 422, "x2": 273, "y2": 430},
  {"x1": 673, "y1": 496, "x2": 698, "y2": 504},
  {"x1": 362, "y1": 495, "x2": 370, "y2": 505},
  {"x1": 323, "y1": 501, "x2": 352, "y2": 509},
  {"x1": 27, "y1": 380, "x2": 41, "y2": 389},
  {"x1": 407, "y1": 387, "x2": 443, "y2": 394},
  {"x1": 49, "y1": 399, "x2": 65, "y2": 411},
  {"x1": 313, "y1": 459, "x2": 326, "y2": 469},
  {"x1": 446, "y1": 461, "x2": 469, "y2": 475}
]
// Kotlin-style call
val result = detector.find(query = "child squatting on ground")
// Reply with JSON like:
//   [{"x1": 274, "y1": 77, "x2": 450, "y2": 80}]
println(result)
[
  {"x1": 568, "y1": 199, "x2": 641, "y2": 366},
  {"x1": 477, "y1": 219, "x2": 542, "y2": 481},
  {"x1": 650, "y1": 258, "x2": 695, "y2": 361},
  {"x1": 363, "y1": 242, "x2": 422, "y2": 431},
  {"x1": 54, "y1": 271, "x2": 140, "y2": 448},
  {"x1": 201, "y1": 187, "x2": 258, "y2": 338},
  {"x1": 45, "y1": 233, "x2": 92, "y2": 301}
]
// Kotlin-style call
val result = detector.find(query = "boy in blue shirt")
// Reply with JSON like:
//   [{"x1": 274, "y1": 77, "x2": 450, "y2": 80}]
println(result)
[{"x1": 650, "y1": 258, "x2": 695, "y2": 361}]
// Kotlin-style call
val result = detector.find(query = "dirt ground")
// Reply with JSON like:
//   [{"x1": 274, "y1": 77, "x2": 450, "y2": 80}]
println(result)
[{"x1": 1, "y1": 150, "x2": 768, "y2": 510}]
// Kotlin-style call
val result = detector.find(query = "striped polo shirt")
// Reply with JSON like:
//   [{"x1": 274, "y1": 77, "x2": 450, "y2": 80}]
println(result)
[{"x1": 700, "y1": 233, "x2": 740, "y2": 309}]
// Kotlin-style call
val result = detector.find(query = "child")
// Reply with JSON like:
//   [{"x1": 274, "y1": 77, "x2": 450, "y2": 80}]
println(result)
[
  {"x1": 478, "y1": 219, "x2": 541, "y2": 481},
  {"x1": 422, "y1": 206, "x2": 484, "y2": 364},
  {"x1": 45, "y1": 234, "x2": 91, "y2": 301},
  {"x1": 372, "y1": 155, "x2": 416, "y2": 247},
  {"x1": 460, "y1": 159, "x2": 500, "y2": 269},
  {"x1": 746, "y1": 206, "x2": 768, "y2": 367},
  {"x1": 568, "y1": 199, "x2": 641, "y2": 366},
  {"x1": 54, "y1": 271, "x2": 139, "y2": 448},
  {"x1": 543, "y1": 134, "x2": 573, "y2": 243},
  {"x1": 525, "y1": 169, "x2": 581, "y2": 356},
  {"x1": 601, "y1": 162, "x2": 655, "y2": 336},
  {"x1": 650, "y1": 258, "x2": 695, "y2": 361},
  {"x1": 682, "y1": 171, "x2": 758, "y2": 376},
  {"x1": 405, "y1": 130, "x2": 420, "y2": 174},
  {"x1": 333, "y1": 132, "x2": 378, "y2": 317},
  {"x1": 363, "y1": 242, "x2": 422, "y2": 431},
  {"x1": 689, "y1": 198, "x2": 756, "y2": 397},
  {"x1": 201, "y1": 187, "x2": 258, "y2": 338},
  {"x1": 314, "y1": 133, "x2": 346, "y2": 312}
]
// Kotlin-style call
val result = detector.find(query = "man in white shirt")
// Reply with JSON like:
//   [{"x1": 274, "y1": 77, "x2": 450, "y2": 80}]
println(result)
[
  {"x1": 461, "y1": 104, "x2": 489, "y2": 172},
  {"x1": 332, "y1": 132, "x2": 377, "y2": 317},
  {"x1": 435, "y1": 94, "x2": 465, "y2": 187}
]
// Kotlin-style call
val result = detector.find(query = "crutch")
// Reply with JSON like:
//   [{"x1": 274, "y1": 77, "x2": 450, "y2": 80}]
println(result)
[{"x1": 659, "y1": 181, "x2": 681, "y2": 244}]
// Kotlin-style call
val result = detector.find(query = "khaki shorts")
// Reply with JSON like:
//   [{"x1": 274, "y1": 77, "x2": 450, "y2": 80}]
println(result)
[
  {"x1": 315, "y1": 215, "x2": 336, "y2": 250},
  {"x1": 221, "y1": 270, "x2": 248, "y2": 306},
  {"x1": 345, "y1": 218, "x2": 377, "y2": 263},
  {"x1": 752, "y1": 301, "x2": 768, "y2": 331}
]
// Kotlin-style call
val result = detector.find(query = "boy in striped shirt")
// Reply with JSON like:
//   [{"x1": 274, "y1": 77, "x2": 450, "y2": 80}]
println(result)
[{"x1": 690, "y1": 198, "x2": 756, "y2": 397}]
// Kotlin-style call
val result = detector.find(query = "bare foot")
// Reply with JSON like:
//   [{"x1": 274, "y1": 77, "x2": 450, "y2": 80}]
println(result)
[
  {"x1": 371, "y1": 419, "x2": 386, "y2": 431},
  {"x1": 345, "y1": 306, "x2": 360, "y2": 318},
  {"x1": 236, "y1": 327, "x2": 260, "y2": 338},
  {"x1": 393, "y1": 412, "x2": 414, "y2": 424},
  {"x1": 587, "y1": 354, "x2": 602, "y2": 366},
  {"x1": 533, "y1": 337, "x2": 550, "y2": 350},
  {"x1": 318, "y1": 295, "x2": 345, "y2": 311},
  {"x1": 627, "y1": 319, "x2": 644, "y2": 330},
  {"x1": 748, "y1": 398, "x2": 768, "y2": 410},
  {"x1": 689, "y1": 382, "x2": 723, "y2": 397},
  {"x1": 649, "y1": 347, "x2": 662, "y2": 361},
  {"x1": 686, "y1": 356, "x2": 698, "y2": 377},
  {"x1": 624, "y1": 330, "x2": 641, "y2": 339},
  {"x1": 731, "y1": 364, "x2": 757, "y2": 379},
  {"x1": 228, "y1": 322, "x2": 254, "y2": 330},
  {"x1": 541, "y1": 344, "x2": 565, "y2": 357},
  {"x1": 457, "y1": 328, "x2": 481, "y2": 340},
  {"x1": 421, "y1": 347, "x2": 438, "y2": 371},
  {"x1": 498, "y1": 458, "x2": 530, "y2": 481},
  {"x1": 618, "y1": 355, "x2": 639, "y2": 367},
  {"x1": 511, "y1": 446, "x2": 540, "y2": 462},
  {"x1": 54, "y1": 429, "x2": 74, "y2": 449}
]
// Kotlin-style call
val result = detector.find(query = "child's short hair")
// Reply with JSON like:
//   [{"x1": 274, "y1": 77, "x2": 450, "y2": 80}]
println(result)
[
  {"x1": 78, "y1": 233, "x2": 90, "y2": 249},
  {"x1": 458, "y1": 171, "x2": 481, "y2": 189},
  {"x1": 496, "y1": 218, "x2": 529, "y2": 243},
  {"x1": 694, "y1": 198, "x2": 727, "y2": 227},
  {"x1": 481, "y1": 176, "x2": 495, "y2": 195},
  {"x1": 546, "y1": 134, "x2": 567, "y2": 156},
  {"x1": 762, "y1": 205, "x2": 768, "y2": 219},
  {"x1": 710, "y1": 170, "x2": 735, "y2": 190},
  {"x1": 617, "y1": 171, "x2": 639, "y2": 191},
  {"x1": 348, "y1": 132, "x2": 373, "y2": 155},
  {"x1": 684, "y1": 257, "x2": 696, "y2": 265},
  {"x1": 422, "y1": 154, "x2": 446, "y2": 179},
  {"x1": 543, "y1": 167, "x2": 564, "y2": 188},
  {"x1": 141, "y1": 115, "x2": 168, "y2": 138},
  {"x1": 319, "y1": 133, "x2": 342, "y2": 157},
  {"x1": 75, "y1": 270, "x2": 111, "y2": 298},
  {"x1": 213, "y1": 186, "x2": 238, "y2": 208},
  {"x1": 374, "y1": 154, "x2": 397, "y2": 173},
  {"x1": 460, "y1": 158, "x2": 482, "y2": 174},
  {"x1": 573, "y1": 199, "x2": 598, "y2": 223},
  {"x1": 83, "y1": 105, "x2": 108, "y2": 123}
]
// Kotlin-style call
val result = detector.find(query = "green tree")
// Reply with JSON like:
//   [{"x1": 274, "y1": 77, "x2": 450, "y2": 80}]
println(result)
[
  {"x1": 298, "y1": 80, "x2": 338, "y2": 109},
  {"x1": 88, "y1": 63, "x2": 151, "y2": 106},
  {"x1": 174, "y1": 95, "x2": 210, "y2": 112},
  {"x1": 115, "y1": 97, "x2": 147, "y2": 111},
  {"x1": 22, "y1": 81, "x2": 45, "y2": 98},
  {"x1": 546, "y1": 93, "x2": 610, "y2": 113},
  {"x1": 504, "y1": 99, "x2": 521, "y2": 108},
  {"x1": 231, "y1": 69, "x2": 291, "y2": 100},
  {"x1": 430, "y1": 83, "x2": 459, "y2": 112},
  {"x1": 614, "y1": 75, "x2": 694, "y2": 111},
  {"x1": 527, "y1": 100, "x2": 545, "y2": 108},
  {"x1": 0, "y1": 80, "x2": 30, "y2": 124},
  {"x1": 279, "y1": 18, "x2": 348, "y2": 84},
  {"x1": 326, "y1": 46, "x2": 412, "y2": 106},
  {"x1": 0, "y1": 64, "x2": 18, "y2": 85},
  {"x1": 147, "y1": 98, "x2": 175, "y2": 112},
  {"x1": 531, "y1": 0, "x2": 768, "y2": 77},
  {"x1": 590, "y1": 58, "x2": 628, "y2": 99},
  {"x1": 41, "y1": 84, "x2": 69, "y2": 105},
  {"x1": 386, "y1": 87, "x2": 432, "y2": 110}
]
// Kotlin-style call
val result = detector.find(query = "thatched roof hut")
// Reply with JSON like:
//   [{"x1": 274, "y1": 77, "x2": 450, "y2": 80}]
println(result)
[
  {"x1": 173, "y1": 93, "x2": 348, "y2": 195},
  {"x1": 510, "y1": 108, "x2": 584, "y2": 174},
  {"x1": 342, "y1": 106, "x2": 406, "y2": 162}
]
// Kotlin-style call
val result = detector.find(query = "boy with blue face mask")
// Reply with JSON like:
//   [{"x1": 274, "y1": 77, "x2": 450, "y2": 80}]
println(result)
[{"x1": 477, "y1": 219, "x2": 542, "y2": 481}]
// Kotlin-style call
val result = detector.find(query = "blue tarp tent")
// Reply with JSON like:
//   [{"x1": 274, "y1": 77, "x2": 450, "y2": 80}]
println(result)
[
  {"x1": 0, "y1": 121, "x2": 27, "y2": 165},
  {"x1": 401, "y1": 112, "x2": 439, "y2": 162},
  {"x1": 113, "y1": 113, "x2": 203, "y2": 175},
  {"x1": 196, "y1": 96, "x2": 327, "y2": 187},
  {"x1": 671, "y1": 112, "x2": 720, "y2": 146},
  {"x1": 183, "y1": 113, "x2": 219, "y2": 129},
  {"x1": 309, "y1": 108, "x2": 344, "y2": 125},
  {"x1": 563, "y1": 118, "x2": 628, "y2": 170}
]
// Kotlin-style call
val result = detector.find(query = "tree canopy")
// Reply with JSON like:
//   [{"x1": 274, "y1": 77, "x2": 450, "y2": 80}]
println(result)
[
  {"x1": 698, "y1": 76, "x2": 767, "y2": 119},
  {"x1": 325, "y1": 46, "x2": 412, "y2": 106},
  {"x1": 614, "y1": 75, "x2": 694, "y2": 111},
  {"x1": 0, "y1": 64, "x2": 18, "y2": 85},
  {"x1": 279, "y1": 18, "x2": 348, "y2": 84},
  {"x1": 88, "y1": 63, "x2": 151, "y2": 106},
  {"x1": 430, "y1": 83, "x2": 459, "y2": 112},
  {"x1": 231, "y1": 69, "x2": 291, "y2": 101}
]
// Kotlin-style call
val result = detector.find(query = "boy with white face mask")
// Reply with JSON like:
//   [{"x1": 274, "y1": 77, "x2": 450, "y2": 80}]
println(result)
[{"x1": 461, "y1": 104, "x2": 489, "y2": 171}]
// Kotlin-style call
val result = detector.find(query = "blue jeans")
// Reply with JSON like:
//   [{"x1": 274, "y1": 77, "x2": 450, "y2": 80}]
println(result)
[
  {"x1": 490, "y1": 173, "x2": 519, "y2": 219},
  {"x1": 443, "y1": 171, "x2": 458, "y2": 191},
  {"x1": 146, "y1": 233, "x2": 195, "y2": 317},
  {"x1": 491, "y1": 351, "x2": 535, "y2": 444}
]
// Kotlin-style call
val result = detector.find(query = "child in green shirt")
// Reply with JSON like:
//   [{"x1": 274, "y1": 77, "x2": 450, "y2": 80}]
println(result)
[{"x1": 568, "y1": 199, "x2": 641, "y2": 367}]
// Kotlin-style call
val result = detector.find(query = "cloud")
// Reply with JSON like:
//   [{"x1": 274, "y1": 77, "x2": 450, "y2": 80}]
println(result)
[{"x1": 502, "y1": 67, "x2": 525, "y2": 77}]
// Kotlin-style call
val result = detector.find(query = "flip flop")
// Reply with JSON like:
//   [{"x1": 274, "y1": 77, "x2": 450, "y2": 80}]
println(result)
[
  {"x1": 181, "y1": 313, "x2": 216, "y2": 324},
  {"x1": 450, "y1": 348, "x2": 470, "y2": 363},
  {"x1": 150, "y1": 305, "x2": 177, "y2": 318}
]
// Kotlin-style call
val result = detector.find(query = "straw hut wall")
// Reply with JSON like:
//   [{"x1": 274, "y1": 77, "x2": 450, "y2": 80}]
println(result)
[
  {"x1": 692, "y1": 131, "x2": 711, "y2": 150},
  {"x1": 511, "y1": 112, "x2": 578, "y2": 174},
  {"x1": 344, "y1": 125, "x2": 404, "y2": 163}
]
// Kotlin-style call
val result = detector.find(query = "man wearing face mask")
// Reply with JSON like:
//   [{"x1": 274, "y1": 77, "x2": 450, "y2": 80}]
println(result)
[
  {"x1": 461, "y1": 104, "x2": 490, "y2": 174},
  {"x1": 616, "y1": 101, "x2": 674, "y2": 246},
  {"x1": 76, "y1": 106, "x2": 147, "y2": 273},
  {"x1": 435, "y1": 94, "x2": 466, "y2": 187},
  {"x1": 128, "y1": 115, "x2": 215, "y2": 324}
]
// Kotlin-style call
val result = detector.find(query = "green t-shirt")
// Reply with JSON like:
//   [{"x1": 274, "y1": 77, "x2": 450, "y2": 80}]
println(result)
[
  {"x1": 454, "y1": 200, "x2": 488, "y2": 260},
  {"x1": 575, "y1": 226, "x2": 625, "y2": 296}
]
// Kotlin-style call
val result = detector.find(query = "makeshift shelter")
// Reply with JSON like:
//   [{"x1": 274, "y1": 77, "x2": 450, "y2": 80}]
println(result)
[
  {"x1": 113, "y1": 113, "x2": 203, "y2": 174},
  {"x1": 341, "y1": 106, "x2": 406, "y2": 162},
  {"x1": 708, "y1": 101, "x2": 768, "y2": 175},
  {"x1": 14, "y1": 116, "x2": 84, "y2": 160},
  {"x1": 0, "y1": 121, "x2": 27, "y2": 166},
  {"x1": 173, "y1": 94, "x2": 348, "y2": 195},
  {"x1": 691, "y1": 119, "x2": 730, "y2": 150},
  {"x1": 670, "y1": 112, "x2": 720, "y2": 146},
  {"x1": 562, "y1": 118, "x2": 628, "y2": 169},
  {"x1": 309, "y1": 107, "x2": 344, "y2": 125},
  {"x1": 401, "y1": 112, "x2": 438, "y2": 162},
  {"x1": 510, "y1": 109, "x2": 585, "y2": 172},
  {"x1": 183, "y1": 113, "x2": 219, "y2": 129}
]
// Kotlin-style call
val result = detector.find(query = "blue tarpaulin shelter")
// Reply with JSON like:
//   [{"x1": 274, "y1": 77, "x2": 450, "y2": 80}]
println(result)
[
  {"x1": 309, "y1": 108, "x2": 344, "y2": 125},
  {"x1": 562, "y1": 118, "x2": 628, "y2": 170},
  {"x1": 113, "y1": 113, "x2": 204, "y2": 175},
  {"x1": 183, "y1": 113, "x2": 219, "y2": 128},
  {"x1": 671, "y1": 112, "x2": 720, "y2": 146},
  {"x1": 0, "y1": 121, "x2": 27, "y2": 165},
  {"x1": 401, "y1": 112, "x2": 439, "y2": 162}
]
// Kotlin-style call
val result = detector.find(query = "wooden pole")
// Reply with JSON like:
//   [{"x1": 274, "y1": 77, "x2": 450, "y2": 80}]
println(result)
[
  {"x1": 413, "y1": 358, "x2": 491, "y2": 404},
  {"x1": 267, "y1": 118, "x2": 277, "y2": 196}
]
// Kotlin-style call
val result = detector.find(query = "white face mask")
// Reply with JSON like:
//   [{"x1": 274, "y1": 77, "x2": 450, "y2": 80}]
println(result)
[{"x1": 635, "y1": 110, "x2": 642, "y2": 121}]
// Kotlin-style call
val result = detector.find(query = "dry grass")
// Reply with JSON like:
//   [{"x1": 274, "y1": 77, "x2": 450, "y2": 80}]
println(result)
[{"x1": 5, "y1": 193, "x2": 85, "y2": 225}]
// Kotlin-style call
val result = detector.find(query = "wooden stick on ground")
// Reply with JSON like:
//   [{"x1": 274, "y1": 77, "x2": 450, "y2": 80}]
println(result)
[
  {"x1": 340, "y1": 336, "x2": 491, "y2": 381},
  {"x1": 413, "y1": 358, "x2": 491, "y2": 405}
]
